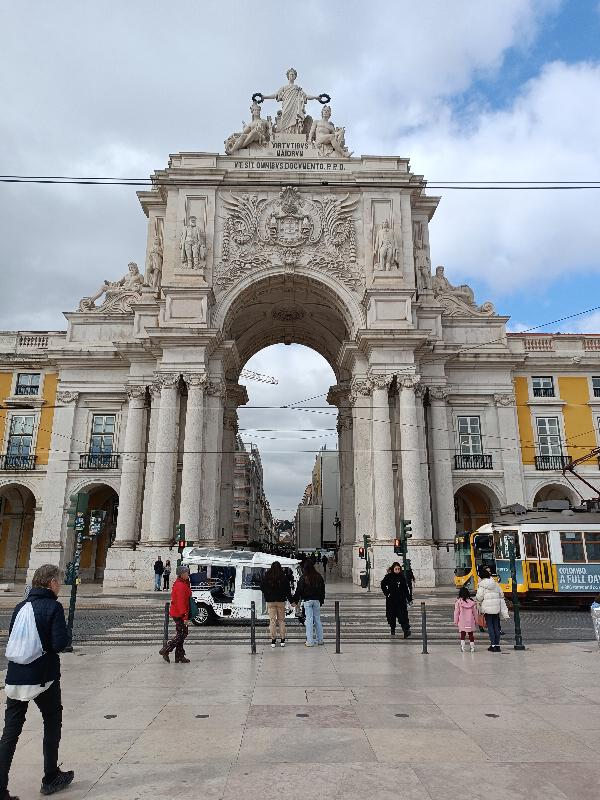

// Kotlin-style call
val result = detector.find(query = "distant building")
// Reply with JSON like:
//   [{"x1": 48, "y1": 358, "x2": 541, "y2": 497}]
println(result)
[
  {"x1": 233, "y1": 435, "x2": 273, "y2": 547},
  {"x1": 295, "y1": 447, "x2": 340, "y2": 551}
]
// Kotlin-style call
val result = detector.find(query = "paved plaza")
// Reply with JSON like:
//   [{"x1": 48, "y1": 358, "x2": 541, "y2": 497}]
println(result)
[{"x1": 1, "y1": 637, "x2": 599, "y2": 799}]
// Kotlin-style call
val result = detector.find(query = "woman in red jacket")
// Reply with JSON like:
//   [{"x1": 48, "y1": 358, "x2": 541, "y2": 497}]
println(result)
[{"x1": 159, "y1": 565, "x2": 192, "y2": 663}]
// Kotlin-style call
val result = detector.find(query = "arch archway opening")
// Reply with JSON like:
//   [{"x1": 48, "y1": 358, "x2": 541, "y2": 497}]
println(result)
[
  {"x1": 454, "y1": 483, "x2": 501, "y2": 533},
  {"x1": 0, "y1": 483, "x2": 36, "y2": 582},
  {"x1": 71, "y1": 482, "x2": 119, "y2": 583},
  {"x1": 533, "y1": 483, "x2": 579, "y2": 509}
]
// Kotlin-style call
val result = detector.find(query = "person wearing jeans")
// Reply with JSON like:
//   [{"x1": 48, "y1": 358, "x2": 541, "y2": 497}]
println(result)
[
  {"x1": 153, "y1": 556, "x2": 164, "y2": 591},
  {"x1": 292, "y1": 560, "x2": 325, "y2": 647},
  {"x1": 0, "y1": 564, "x2": 73, "y2": 799}
]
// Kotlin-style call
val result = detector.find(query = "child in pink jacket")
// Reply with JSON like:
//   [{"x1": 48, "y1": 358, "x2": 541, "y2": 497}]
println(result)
[{"x1": 454, "y1": 586, "x2": 478, "y2": 652}]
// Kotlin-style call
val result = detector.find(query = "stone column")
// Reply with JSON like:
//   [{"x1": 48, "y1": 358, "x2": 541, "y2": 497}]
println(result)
[
  {"x1": 350, "y1": 378, "x2": 373, "y2": 556},
  {"x1": 179, "y1": 373, "x2": 206, "y2": 542},
  {"x1": 428, "y1": 386, "x2": 456, "y2": 541},
  {"x1": 219, "y1": 410, "x2": 238, "y2": 548},
  {"x1": 370, "y1": 374, "x2": 396, "y2": 541},
  {"x1": 112, "y1": 385, "x2": 147, "y2": 547},
  {"x1": 328, "y1": 385, "x2": 355, "y2": 577},
  {"x1": 494, "y1": 393, "x2": 526, "y2": 505},
  {"x1": 148, "y1": 373, "x2": 180, "y2": 545},
  {"x1": 398, "y1": 375, "x2": 435, "y2": 584},
  {"x1": 140, "y1": 382, "x2": 161, "y2": 541},
  {"x1": 28, "y1": 389, "x2": 79, "y2": 576},
  {"x1": 200, "y1": 378, "x2": 226, "y2": 544}
]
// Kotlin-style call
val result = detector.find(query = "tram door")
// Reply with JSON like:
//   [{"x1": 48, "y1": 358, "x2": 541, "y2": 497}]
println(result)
[{"x1": 523, "y1": 532, "x2": 554, "y2": 590}]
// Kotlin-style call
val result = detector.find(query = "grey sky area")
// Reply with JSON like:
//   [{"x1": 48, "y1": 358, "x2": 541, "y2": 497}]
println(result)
[{"x1": 1, "y1": 0, "x2": 599, "y2": 517}]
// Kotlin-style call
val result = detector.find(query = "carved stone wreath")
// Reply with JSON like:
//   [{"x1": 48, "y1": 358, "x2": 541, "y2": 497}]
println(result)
[{"x1": 215, "y1": 186, "x2": 363, "y2": 292}]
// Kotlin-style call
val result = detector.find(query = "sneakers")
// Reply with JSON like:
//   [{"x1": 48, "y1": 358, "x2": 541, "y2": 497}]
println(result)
[
  {"x1": 271, "y1": 640, "x2": 276, "y2": 648},
  {"x1": 304, "y1": 642, "x2": 314, "y2": 647},
  {"x1": 40, "y1": 768, "x2": 74, "y2": 796},
  {"x1": 403, "y1": 630, "x2": 411, "y2": 639},
  {"x1": 175, "y1": 656, "x2": 191, "y2": 663},
  {"x1": 280, "y1": 640, "x2": 285, "y2": 647},
  {"x1": 158, "y1": 647, "x2": 170, "y2": 662},
  {"x1": 469, "y1": 642, "x2": 475, "y2": 653},
  {"x1": 487, "y1": 645, "x2": 495, "y2": 652},
  {"x1": 494, "y1": 645, "x2": 501, "y2": 652},
  {"x1": 317, "y1": 641, "x2": 324, "y2": 646},
  {"x1": 460, "y1": 640, "x2": 465, "y2": 652}
]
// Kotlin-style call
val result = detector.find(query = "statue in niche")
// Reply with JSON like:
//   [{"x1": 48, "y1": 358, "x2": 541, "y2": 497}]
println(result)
[
  {"x1": 413, "y1": 220, "x2": 432, "y2": 290},
  {"x1": 145, "y1": 235, "x2": 163, "y2": 291},
  {"x1": 432, "y1": 265, "x2": 495, "y2": 316},
  {"x1": 261, "y1": 68, "x2": 320, "y2": 134},
  {"x1": 78, "y1": 262, "x2": 144, "y2": 312},
  {"x1": 309, "y1": 105, "x2": 351, "y2": 158},
  {"x1": 225, "y1": 101, "x2": 272, "y2": 155},
  {"x1": 180, "y1": 216, "x2": 206, "y2": 271},
  {"x1": 417, "y1": 257, "x2": 432, "y2": 290},
  {"x1": 373, "y1": 219, "x2": 399, "y2": 271}
]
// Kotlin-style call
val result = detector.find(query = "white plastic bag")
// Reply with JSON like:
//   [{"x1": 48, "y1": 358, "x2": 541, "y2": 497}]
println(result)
[{"x1": 5, "y1": 602, "x2": 44, "y2": 664}]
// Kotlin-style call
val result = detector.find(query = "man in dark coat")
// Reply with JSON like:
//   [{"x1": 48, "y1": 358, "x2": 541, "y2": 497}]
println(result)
[
  {"x1": 0, "y1": 564, "x2": 73, "y2": 798},
  {"x1": 153, "y1": 556, "x2": 164, "y2": 591},
  {"x1": 380, "y1": 562, "x2": 412, "y2": 638}
]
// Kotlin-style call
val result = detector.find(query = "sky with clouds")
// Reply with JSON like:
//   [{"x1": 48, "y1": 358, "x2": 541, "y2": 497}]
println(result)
[{"x1": 1, "y1": 0, "x2": 599, "y2": 518}]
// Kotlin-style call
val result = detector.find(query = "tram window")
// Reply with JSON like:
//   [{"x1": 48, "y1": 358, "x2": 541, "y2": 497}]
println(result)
[
  {"x1": 560, "y1": 531, "x2": 586, "y2": 563},
  {"x1": 523, "y1": 533, "x2": 538, "y2": 559},
  {"x1": 584, "y1": 532, "x2": 600, "y2": 562},
  {"x1": 496, "y1": 532, "x2": 520, "y2": 560}
]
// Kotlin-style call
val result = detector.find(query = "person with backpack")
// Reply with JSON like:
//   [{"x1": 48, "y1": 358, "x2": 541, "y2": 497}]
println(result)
[
  {"x1": 292, "y1": 560, "x2": 325, "y2": 647},
  {"x1": 380, "y1": 562, "x2": 412, "y2": 638},
  {"x1": 453, "y1": 586, "x2": 478, "y2": 652},
  {"x1": 476, "y1": 566, "x2": 509, "y2": 652},
  {"x1": 0, "y1": 564, "x2": 73, "y2": 798},
  {"x1": 259, "y1": 561, "x2": 292, "y2": 648}
]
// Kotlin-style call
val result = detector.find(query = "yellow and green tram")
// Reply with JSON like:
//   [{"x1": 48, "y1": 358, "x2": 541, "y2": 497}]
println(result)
[{"x1": 454, "y1": 508, "x2": 600, "y2": 602}]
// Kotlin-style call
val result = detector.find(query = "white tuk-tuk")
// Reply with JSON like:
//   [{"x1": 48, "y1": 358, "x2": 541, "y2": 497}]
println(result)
[{"x1": 181, "y1": 547, "x2": 301, "y2": 626}]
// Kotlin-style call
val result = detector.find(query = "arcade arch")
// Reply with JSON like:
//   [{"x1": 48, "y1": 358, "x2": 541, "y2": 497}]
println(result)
[
  {"x1": 454, "y1": 482, "x2": 502, "y2": 533},
  {"x1": 72, "y1": 482, "x2": 119, "y2": 582},
  {"x1": 0, "y1": 483, "x2": 36, "y2": 581},
  {"x1": 532, "y1": 482, "x2": 579, "y2": 508}
]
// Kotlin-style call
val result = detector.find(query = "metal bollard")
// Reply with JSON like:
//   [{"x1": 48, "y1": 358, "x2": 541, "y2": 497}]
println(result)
[
  {"x1": 162, "y1": 602, "x2": 170, "y2": 648},
  {"x1": 250, "y1": 601, "x2": 257, "y2": 654},
  {"x1": 420, "y1": 601, "x2": 428, "y2": 654},
  {"x1": 335, "y1": 600, "x2": 341, "y2": 654}
]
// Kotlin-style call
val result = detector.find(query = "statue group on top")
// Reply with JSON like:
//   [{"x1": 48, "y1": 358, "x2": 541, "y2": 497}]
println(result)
[{"x1": 225, "y1": 68, "x2": 351, "y2": 158}]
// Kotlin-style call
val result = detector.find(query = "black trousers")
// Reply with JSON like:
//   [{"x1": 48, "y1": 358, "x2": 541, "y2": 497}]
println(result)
[
  {"x1": 386, "y1": 601, "x2": 410, "y2": 633},
  {"x1": 163, "y1": 574, "x2": 170, "y2": 590},
  {"x1": 0, "y1": 680, "x2": 62, "y2": 792},
  {"x1": 164, "y1": 617, "x2": 188, "y2": 658}
]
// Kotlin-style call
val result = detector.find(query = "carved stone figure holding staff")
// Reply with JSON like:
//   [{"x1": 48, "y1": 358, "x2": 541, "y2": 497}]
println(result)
[{"x1": 180, "y1": 216, "x2": 206, "y2": 271}]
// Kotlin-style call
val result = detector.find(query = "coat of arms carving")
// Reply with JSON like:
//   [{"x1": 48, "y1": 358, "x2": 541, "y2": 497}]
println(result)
[{"x1": 215, "y1": 186, "x2": 362, "y2": 291}]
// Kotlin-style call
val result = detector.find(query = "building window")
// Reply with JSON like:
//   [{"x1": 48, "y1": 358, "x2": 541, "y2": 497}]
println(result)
[
  {"x1": 457, "y1": 416, "x2": 482, "y2": 455},
  {"x1": 584, "y1": 532, "x2": 600, "y2": 562},
  {"x1": 593, "y1": 377, "x2": 600, "y2": 398},
  {"x1": 532, "y1": 376, "x2": 555, "y2": 398},
  {"x1": 6, "y1": 415, "x2": 35, "y2": 467},
  {"x1": 560, "y1": 531, "x2": 585, "y2": 563},
  {"x1": 536, "y1": 416, "x2": 562, "y2": 456},
  {"x1": 15, "y1": 373, "x2": 41, "y2": 396},
  {"x1": 85, "y1": 414, "x2": 116, "y2": 467}
]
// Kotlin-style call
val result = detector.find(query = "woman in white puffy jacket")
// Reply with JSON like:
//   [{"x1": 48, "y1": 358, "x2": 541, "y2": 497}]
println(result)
[{"x1": 475, "y1": 567, "x2": 507, "y2": 652}]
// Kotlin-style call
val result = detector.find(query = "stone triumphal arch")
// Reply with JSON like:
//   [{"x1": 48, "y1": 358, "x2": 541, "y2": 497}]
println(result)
[{"x1": 29, "y1": 70, "x2": 512, "y2": 587}]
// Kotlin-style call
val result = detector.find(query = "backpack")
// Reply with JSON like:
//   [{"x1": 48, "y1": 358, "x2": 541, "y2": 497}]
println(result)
[{"x1": 5, "y1": 602, "x2": 44, "y2": 665}]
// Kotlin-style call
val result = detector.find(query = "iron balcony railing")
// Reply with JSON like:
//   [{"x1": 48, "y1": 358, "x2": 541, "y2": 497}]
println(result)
[
  {"x1": 0, "y1": 454, "x2": 36, "y2": 470},
  {"x1": 454, "y1": 453, "x2": 493, "y2": 470},
  {"x1": 535, "y1": 454, "x2": 570, "y2": 470},
  {"x1": 594, "y1": 386, "x2": 600, "y2": 398},
  {"x1": 532, "y1": 387, "x2": 555, "y2": 398},
  {"x1": 79, "y1": 452, "x2": 120, "y2": 470},
  {"x1": 14, "y1": 385, "x2": 40, "y2": 396}
]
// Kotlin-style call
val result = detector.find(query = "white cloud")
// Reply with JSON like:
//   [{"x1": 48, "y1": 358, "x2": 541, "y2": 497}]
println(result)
[{"x1": 571, "y1": 310, "x2": 600, "y2": 334}]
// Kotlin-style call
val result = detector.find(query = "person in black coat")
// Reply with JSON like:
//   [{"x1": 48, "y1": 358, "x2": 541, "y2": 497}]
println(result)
[
  {"x1": 380, "y1": 562, "x2": 412, "y2": 638},
  {"x1": 0, "y1": 564, "x2": 73, "y2": 799},
  {"x1": 260, "y1": 562, "x2": 293, "y2": 647}
]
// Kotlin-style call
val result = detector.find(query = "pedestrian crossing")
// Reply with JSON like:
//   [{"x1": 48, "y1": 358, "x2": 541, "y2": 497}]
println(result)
[{"x1": 75, "y1": 595, "x2": 462, "y2": 646}]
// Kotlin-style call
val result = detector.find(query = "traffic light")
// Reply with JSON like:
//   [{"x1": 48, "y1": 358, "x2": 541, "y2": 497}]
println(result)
[
  {"x1": 400, "y1": 519, "x2": 412, "y2": 540},
  {"x1": 394, "y1": 538, "x2": 402, "y2": 555},
  {"x1": 358, "y1": 546, "x2": 365, "y2": 559},
  {"x1": 176, "y1": 523, "x2": 186, "y2": 553}
]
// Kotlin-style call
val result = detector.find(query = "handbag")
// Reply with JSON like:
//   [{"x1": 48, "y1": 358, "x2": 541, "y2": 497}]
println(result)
[{"x1": 189, "y1": 596, "x2": 199, "y2": 620}]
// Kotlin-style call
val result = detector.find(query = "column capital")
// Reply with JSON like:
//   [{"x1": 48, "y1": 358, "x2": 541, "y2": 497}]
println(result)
[
  {"x1": 397, "y1": 374, "x2": 421, "y2": 391},
  {"x1": 349, "y1": 378, "x2": 371, "y2": 405},
  {"x1": 56, "y1": 389, "x2": 79, "y2": 405},
  {"x1": 493, "y1": 392, "x2": 516, "y2": 407},
  {"x1": 369, "y1": 373, "x2": 394, "y2": 391},
  {"x1": 183, "y1": 372, "x2": 207, "y2": 389},
  {"x1": 428, "y1": 385, "x2": 450, "y2": 402},
  {"x1": 327, "y1": 384, "x2": 350, "y2": 407},
  {"x1": 154, "y1": 372, "x2": 180, "y2": 389},
  {"x1": 126, "y1": 384, "x2": 147, "y2": 401}
]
